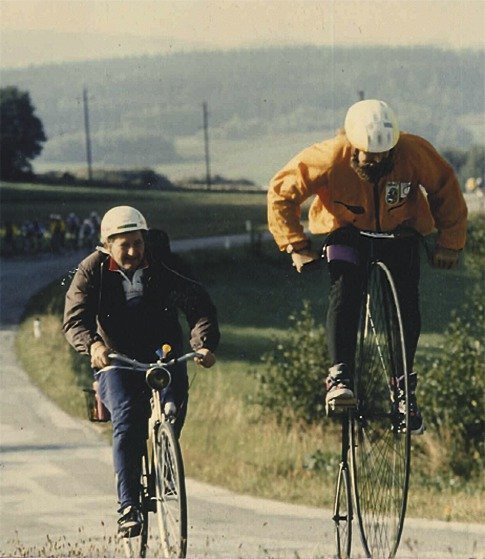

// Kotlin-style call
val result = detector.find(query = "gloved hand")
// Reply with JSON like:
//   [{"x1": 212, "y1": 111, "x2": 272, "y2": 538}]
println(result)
[
  {"x1": 195, "y1": 348, "x2": 216, "y2": 368},
  {"x1": 432, "y1": 245, "x2": 460, "y2": 270},
  {"x1": 291, "y1": 249, "x2": 320, "y2": 273},
  {"x1": 90, "y1": 341, "x2": 111, "y2": 369}
]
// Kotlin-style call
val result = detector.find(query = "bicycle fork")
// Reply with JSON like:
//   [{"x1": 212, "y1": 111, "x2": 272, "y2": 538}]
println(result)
[{"x1": 332, "y1": 414, "x2": 353, "y2": 559}]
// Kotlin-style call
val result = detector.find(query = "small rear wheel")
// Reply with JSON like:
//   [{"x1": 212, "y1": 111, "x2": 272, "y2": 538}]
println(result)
[{"x1": 333, "y1": 462, "x2": 352, "y2": 559}]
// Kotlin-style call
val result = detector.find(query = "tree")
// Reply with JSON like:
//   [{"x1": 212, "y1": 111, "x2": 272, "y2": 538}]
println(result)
[
  {"x1": 461, "y1": 145, "x2": 485, "y2": 184},
  {"x1": 0, "y1": 86, "x2": 46, "y2": 179}
]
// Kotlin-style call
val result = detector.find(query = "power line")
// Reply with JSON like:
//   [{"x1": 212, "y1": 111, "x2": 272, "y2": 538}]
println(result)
[
  {"x1": 83, "y1": 87, "x2": 93, "y2": 182},
  {"x1": 202, "y1": 101, "x2": 211, "y2": 191}
]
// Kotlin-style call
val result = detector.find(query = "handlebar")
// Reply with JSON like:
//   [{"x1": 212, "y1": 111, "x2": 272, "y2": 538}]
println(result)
[
  {"x1": 97, "y1": 350, "x2": 204, "y2": 390},
  {"x1": 106, "y1": 351, "x2": 203, "y2": 371},
  {"x1": 358, "y1": 228, "x2": 420, "y2": 240},
  {"x1": 298, "y1": 228, "x2": 436, "y2": 274},
  {"x1": 358, "y1": 228, "x2": 434, "y2": 263}
]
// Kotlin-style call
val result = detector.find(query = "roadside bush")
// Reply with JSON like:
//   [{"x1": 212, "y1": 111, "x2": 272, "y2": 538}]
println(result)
[
  {"x1": 255, "y1": 217, "x2": 485, "y2": 482},
  {"x1": 464, "y1": 214, "x2": 485, "y2": 276},
  {"x1": 417, "y1": 296, "x2": 485, "y2": 479},
  {"x1": 254, "y1": 301, "x2": 330, "y2": 426}
]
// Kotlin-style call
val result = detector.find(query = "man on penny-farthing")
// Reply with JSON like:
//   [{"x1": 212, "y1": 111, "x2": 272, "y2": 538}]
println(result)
[{"x1": 267, "y1": 99, "x2": 467, "y2": 434}]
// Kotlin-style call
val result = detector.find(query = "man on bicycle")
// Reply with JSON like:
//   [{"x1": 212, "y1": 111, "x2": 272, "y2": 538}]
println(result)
[
  {"x1": 267, "y1": 99, "x2": 467, "y2": 434},
  {"x1": 63, "y1": 205, "x2": 220, "y2": 537}
]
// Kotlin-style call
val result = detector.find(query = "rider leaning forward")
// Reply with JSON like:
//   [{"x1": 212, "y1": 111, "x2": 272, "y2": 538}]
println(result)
[
  {"x1": 267, "y1": 99, "x2": 467, "y2": 434},
  {"x1": 63, "y1": 206, "x2": 220, "y2": 537}
]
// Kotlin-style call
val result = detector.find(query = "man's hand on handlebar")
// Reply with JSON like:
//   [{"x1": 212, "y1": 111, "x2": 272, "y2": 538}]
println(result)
[
  {"x1": 286, "y1": 241, "x2": 320, "y2": 273},
  {"x1": 431, "y1": 245, "x2": 460, "y2": 270},
  {"x1": 194, "y1": 347, "x2": 216, "y2": 368},
  {"x1": 291, "y1": 249, "x2": 321, "y2": 273},
  {"x1": 90, "y1": 341, "x2": 111, "y2": 369}
]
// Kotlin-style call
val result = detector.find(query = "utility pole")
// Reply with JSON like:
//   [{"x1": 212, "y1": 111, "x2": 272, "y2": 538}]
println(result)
[
  {"x1": 83, "y1": 87, "x2": 93, "y2": 182},
  {"x1": 202, "y1": 101, "x2": 211, "y2": 190}
]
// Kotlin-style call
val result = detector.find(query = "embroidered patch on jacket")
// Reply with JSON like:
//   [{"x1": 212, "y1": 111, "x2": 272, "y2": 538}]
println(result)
[{"x1": 385, "y1": 182, "x2": 411, "y2": 205}]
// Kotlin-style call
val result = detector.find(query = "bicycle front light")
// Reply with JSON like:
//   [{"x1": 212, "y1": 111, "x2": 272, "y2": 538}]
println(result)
[{"x1": 146, "y1": 367, "x2": 171, "y2": 390}]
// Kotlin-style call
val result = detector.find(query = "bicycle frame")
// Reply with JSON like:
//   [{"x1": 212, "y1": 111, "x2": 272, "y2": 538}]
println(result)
[{"x1": 99, "y1": 349, "x2": 201, "y2": 558}]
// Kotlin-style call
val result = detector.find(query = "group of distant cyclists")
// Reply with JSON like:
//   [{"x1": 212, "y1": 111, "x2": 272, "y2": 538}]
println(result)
[
  {"x1": 2, "y1": 211, "x2": 101, "y2": 257},
  {"x1": 63, "y1": 100, "x2": 467, "y2": 538}
]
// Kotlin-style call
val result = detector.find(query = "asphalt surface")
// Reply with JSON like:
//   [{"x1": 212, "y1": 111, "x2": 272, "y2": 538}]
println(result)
[{"x1": 0, "y1": 240, "x2": 484, "y2": 558}]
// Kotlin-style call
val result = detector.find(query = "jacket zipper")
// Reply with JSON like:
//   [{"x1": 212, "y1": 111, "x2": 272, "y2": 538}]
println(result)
[{"x1": 373, "y1": 181, "x2": 381, "y2": 232}]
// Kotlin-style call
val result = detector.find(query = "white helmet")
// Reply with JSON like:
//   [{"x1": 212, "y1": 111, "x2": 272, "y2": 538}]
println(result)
[
  {"x1": 100, "y1": 206, "x2": 148, "y2": 242},
  {"x1": 344, "y1": 99, "x2": 399, "y2": 153}
]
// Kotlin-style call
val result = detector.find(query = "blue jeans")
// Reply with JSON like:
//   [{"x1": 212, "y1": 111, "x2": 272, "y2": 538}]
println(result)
[{"x1": 96, "y1": 363, "x2": 188, "y2": 510}]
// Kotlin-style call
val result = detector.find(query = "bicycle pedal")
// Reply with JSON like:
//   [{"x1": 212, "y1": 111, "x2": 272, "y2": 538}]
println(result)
[
  {"x1": 326, "y1": 398, "x2": 356, "y2": 416},
  {"x1": 117, "y1": 525, "x2": 142, "y2": 539}
]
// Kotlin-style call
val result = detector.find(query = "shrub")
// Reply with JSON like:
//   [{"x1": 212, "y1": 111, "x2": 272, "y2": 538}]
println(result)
[
  {"x1": 418, "y1": 296, "x2": 485, "y2": 479},
  {"x1": 254, "y1": 301, "x2": 330, "y2": 425},
  {"x1": 464, "y1": 214, "x2": 485, "y2": 276}
]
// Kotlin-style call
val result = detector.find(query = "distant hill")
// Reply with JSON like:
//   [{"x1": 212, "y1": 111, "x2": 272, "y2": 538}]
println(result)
[{"x1": 2, "y1": 46, "x2": 483, "y2": 172}]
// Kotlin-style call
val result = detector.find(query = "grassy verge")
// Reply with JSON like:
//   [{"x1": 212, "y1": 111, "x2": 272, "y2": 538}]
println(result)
[{"x1": 15, "y1": 241, "x2": 484, "y2": 523}]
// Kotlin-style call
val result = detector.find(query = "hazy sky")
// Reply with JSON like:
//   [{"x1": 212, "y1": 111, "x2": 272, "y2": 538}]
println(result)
[{"x1": 1, "y1": 0, "x2": 484, "y2": 68}]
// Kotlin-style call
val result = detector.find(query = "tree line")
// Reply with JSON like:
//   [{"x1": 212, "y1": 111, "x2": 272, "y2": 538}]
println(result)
[
  {"x1": 1, "y1": 45, "x2": 483, "y2": 168},
  {"x1": 1, "y1": 83, "x2": 483, "y2": 184}
]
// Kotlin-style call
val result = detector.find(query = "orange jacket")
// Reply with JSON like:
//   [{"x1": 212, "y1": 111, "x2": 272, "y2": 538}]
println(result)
[{"x1": 267, "y1": 132, "x2": 467, "y2": 251}]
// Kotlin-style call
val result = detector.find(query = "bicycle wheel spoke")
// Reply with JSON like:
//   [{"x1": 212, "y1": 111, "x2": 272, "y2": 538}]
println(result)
[{"x1": 351, "y1": 262, "x2": 411, "y2": 559}]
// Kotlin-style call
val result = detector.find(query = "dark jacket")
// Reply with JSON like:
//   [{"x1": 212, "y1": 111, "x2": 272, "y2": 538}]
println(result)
[{"x1": 63, "y1": 249, "x2": 220, "y2": 362}]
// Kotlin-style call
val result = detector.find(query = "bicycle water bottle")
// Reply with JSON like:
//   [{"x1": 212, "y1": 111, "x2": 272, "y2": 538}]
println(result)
[{"x1": 92, "y1": 380, "x2": 111, "y2": 422}]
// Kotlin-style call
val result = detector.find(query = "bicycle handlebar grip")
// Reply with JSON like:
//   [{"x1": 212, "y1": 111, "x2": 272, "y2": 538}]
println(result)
[{"x1": 167, "y1": 352, "x2": 203, "y2": 366}]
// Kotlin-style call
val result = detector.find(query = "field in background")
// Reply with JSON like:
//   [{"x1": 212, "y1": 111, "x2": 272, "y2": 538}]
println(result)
[
  {"x1": 160, "y1": 130, "x2": 330, "y2": 186},
  {"x1": 34, "y1": 130, "x2": 330, "y2": 188},
  {"x1": 0, "y1": 181, "x2": 267, "y2": 240}
]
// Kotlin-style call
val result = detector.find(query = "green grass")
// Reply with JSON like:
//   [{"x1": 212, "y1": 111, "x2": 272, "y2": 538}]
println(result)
[
  {"x1": 9, "y1": 182, "x2": 483, "y2": 522},
  {"x1": 15, "y1": 238, "x2": 484, "y2": 523},
  {"x1": 0, "y1": 181, "x2": 267, "y2": 240}
]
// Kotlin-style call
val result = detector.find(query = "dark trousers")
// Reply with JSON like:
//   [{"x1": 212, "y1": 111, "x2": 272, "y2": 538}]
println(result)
[
  {"x1": 97, "y1": 363, "x2": 188, "y2": 510},
  {"x1": 325, "y1": 227, "x2": 421, "y2": 374}
]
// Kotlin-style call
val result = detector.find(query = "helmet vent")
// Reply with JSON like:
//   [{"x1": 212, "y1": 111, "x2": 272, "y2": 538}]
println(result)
[{"x1": 118, "y1": 223, "x2": 138, "y2": 230}]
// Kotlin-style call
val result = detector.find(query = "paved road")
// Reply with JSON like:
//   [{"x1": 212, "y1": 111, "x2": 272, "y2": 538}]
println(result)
[{"x1": 1, "y1": 242, "x2": 484, "y2": 558}]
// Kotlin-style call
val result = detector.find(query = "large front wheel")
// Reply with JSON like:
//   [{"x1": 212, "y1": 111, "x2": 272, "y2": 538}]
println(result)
[
  {"x1": 351, "y1": 261, "x2": 411, "y2": 559},
  {"x1": 153, "y1": 422, "x2": 188, "y2": 558}
]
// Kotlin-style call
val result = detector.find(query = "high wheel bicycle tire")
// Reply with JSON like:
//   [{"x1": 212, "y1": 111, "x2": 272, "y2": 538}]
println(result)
[
  {"x1": 154, "y1": 422, "x2": 188, "y2": 558},
  {"x1": 333, "y1": 461, "x2": 352, "y2": 559},
  {"x1": 350, "y1": 261, "x2": 411, "y2": 559}
]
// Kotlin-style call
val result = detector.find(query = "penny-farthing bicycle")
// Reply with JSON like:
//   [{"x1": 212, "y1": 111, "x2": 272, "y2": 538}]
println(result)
[{"x1": 330, "y1": 230, "x2": 413, "y2": 559}]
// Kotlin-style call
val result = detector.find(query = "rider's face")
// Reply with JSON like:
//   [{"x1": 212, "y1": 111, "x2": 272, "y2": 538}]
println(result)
[
  {"x1": 356, "y1": 150, "x2": 389, "y2": 165},
  {"x1": 108, "y1": 230, "x2": 145, "y2": 271},
  {"x1": 351, "y1": 148, "x2": 393, "y2": 182}
]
